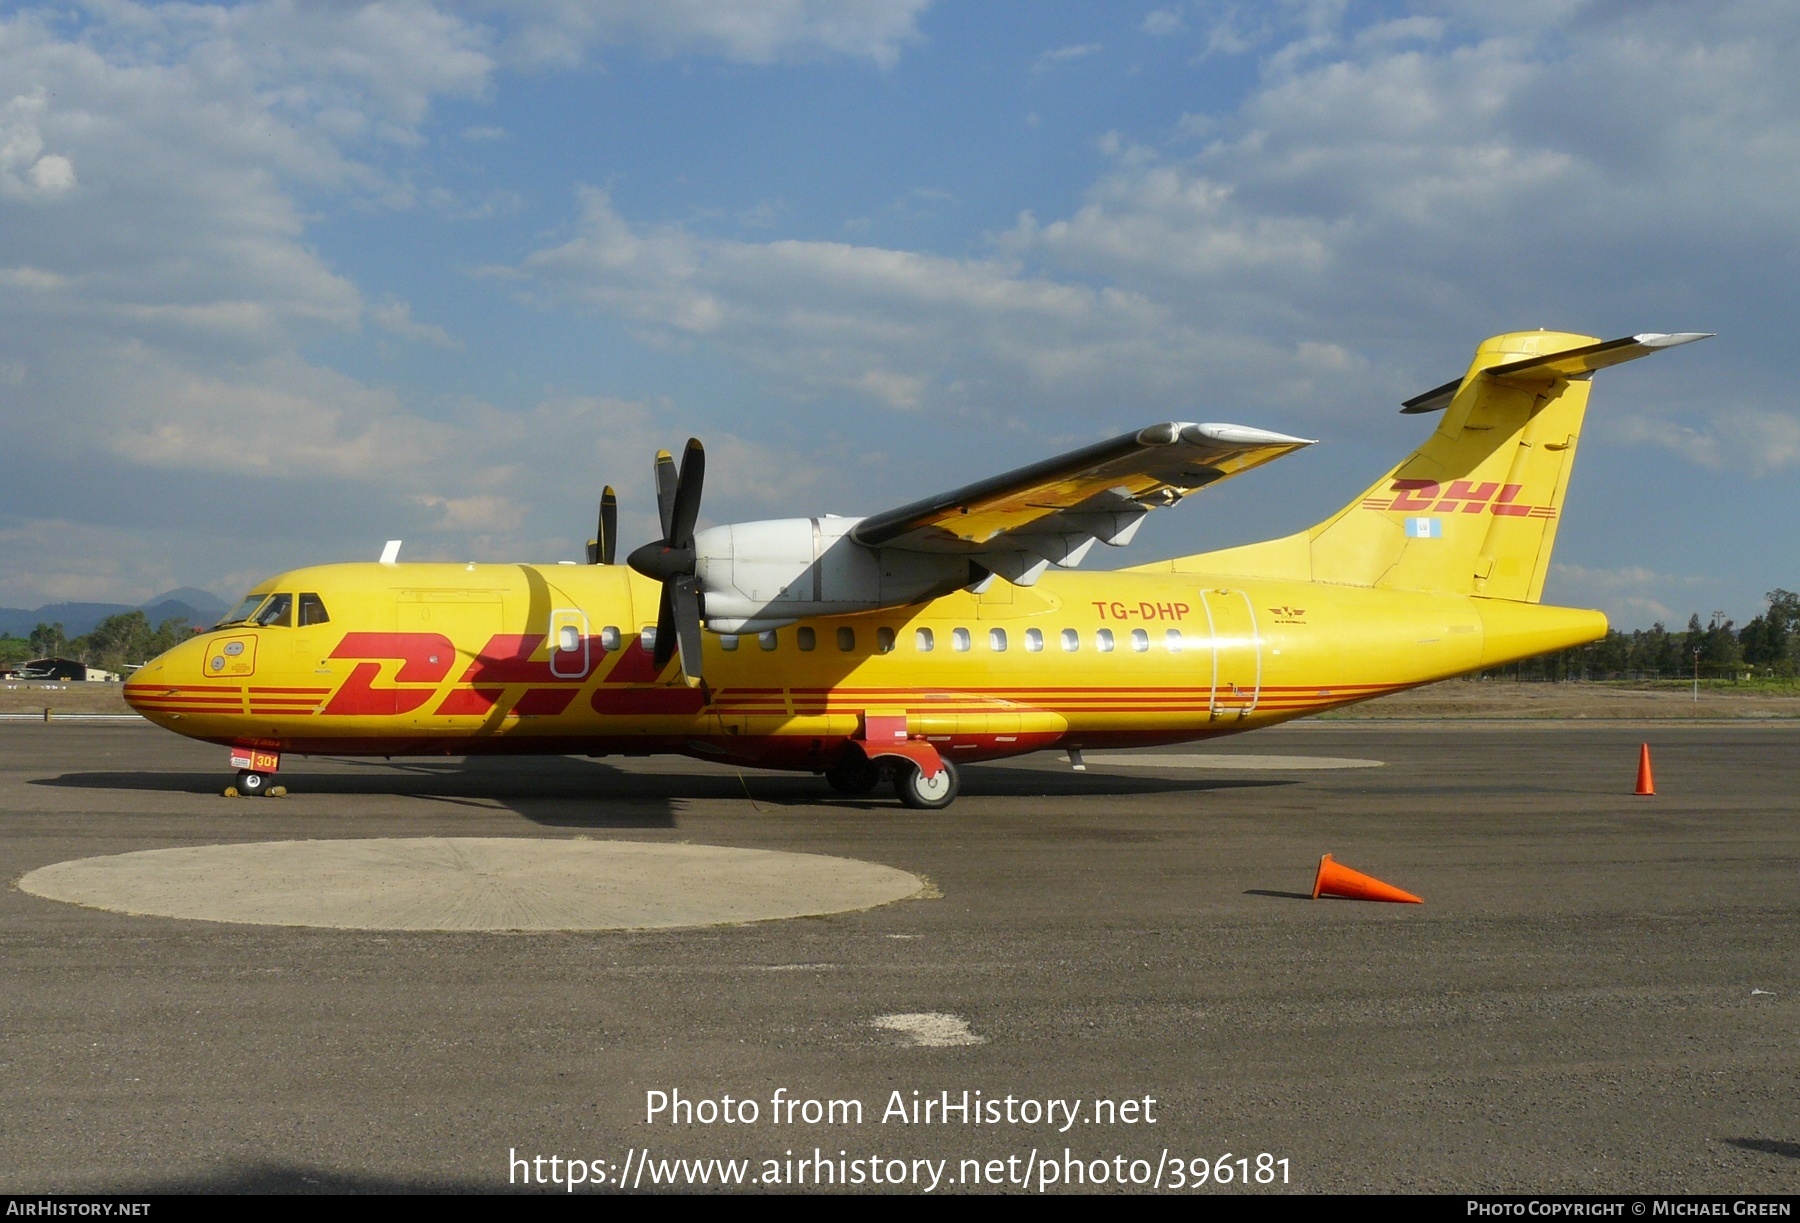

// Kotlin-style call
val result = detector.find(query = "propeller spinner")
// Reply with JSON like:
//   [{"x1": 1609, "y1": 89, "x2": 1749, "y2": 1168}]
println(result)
[{"x1": 626, "y1": 438, "x2": 706, "y2": 682}]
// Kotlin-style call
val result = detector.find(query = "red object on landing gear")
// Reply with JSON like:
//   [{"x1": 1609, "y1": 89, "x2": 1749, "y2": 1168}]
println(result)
[{"x1": 229, "y1": 743, "x2": 280, "y2": 773}]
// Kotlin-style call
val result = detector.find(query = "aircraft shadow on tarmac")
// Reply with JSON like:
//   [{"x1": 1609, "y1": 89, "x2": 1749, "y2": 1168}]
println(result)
[
  {"x1": 1724, "y1": 1138, "x2": 1800, "y2": 1161},
  {"x1": 31, "y1": 755, "x2": 1296, "y2": 829}
]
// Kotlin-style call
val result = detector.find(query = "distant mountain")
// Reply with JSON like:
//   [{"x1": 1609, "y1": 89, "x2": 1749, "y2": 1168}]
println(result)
[
  {"x1": 143, "y1": 587, "x2": 230, "y2": 620},
  {"x1": 0, "y1": 588, "x2": 231, "y2": 639}
]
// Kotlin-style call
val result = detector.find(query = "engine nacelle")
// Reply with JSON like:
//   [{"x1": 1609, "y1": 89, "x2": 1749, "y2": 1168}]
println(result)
[{"x1": 693, "y1": 517, "x2": 971, "y2": 632}]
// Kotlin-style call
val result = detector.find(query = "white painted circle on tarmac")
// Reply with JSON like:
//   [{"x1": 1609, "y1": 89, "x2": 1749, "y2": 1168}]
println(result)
[
  {"x1": 1082, "y1": 753, "x2": 1383, "y2": 770},
  {"x1": 19, "y1": 837, "x2": 927, "y2": 932}
]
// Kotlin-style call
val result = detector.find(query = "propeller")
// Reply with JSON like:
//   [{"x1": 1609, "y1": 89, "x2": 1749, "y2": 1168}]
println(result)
[
  {"x1": 626, "y1": 439, "x2": 706, "y2": 682},
  {"x1": 586, "y1": 486, "x2": 617, "y2": 565}
]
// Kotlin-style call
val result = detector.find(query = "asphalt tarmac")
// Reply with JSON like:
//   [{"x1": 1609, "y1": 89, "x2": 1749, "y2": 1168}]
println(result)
[{"x1": 3, "y1": 719, "x2": 1796, "y2": 1194}]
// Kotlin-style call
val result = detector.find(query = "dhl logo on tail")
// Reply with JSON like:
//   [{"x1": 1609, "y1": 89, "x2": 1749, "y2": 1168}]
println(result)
[{"x1": 1361, "y1": 479, "x2": 1557, "y2": 520}]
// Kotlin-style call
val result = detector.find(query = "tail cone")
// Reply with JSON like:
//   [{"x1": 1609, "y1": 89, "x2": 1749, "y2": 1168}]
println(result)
[
  {"x1": 1635, "y1": 743, "x2": 1656, "y2": 796},
  {"x1": 1312, "y1": 854, "x2": 1424, "y2": 904}
]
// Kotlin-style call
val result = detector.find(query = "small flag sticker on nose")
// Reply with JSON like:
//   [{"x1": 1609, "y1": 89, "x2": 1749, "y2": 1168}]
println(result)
[{"x1": 1405, "y1": 517, "x2": 1442, "y2": 538}]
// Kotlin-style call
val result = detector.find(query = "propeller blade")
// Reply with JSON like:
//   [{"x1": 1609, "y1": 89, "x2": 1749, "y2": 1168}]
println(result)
[
  {"x1": 652, "y1": 581, "x2": 678, "y2": 671},
  {"x1": 672, "y1": 575, "x2": 705, "y2": 684},
  {"x1": 653, "y1": 450, "x2": 678, "y2": 541},
  {"x1": 668, "y1": 438, "x2": 705, "y2": 547},
  {"x1": 598, "y1": 485, "x2": 616, "y2": 565}
]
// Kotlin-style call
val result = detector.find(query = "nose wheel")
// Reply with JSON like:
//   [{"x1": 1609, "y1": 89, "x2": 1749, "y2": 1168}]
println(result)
[
  {"x1": 235, "y1": 769, "x2": 270, "y2": 797},
  {"x1": 893, "y1": 757, "x2": 959, "y2": 810}
]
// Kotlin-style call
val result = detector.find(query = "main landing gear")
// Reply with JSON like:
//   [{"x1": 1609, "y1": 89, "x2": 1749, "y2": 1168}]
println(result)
[
  {"x1": 824, "y1": 753, "x2": 883, "y2": 796},
  {"x1": 893, "y1": 756, "x2": 959, "y2": 810},
  {"x1": 823, "y1": 751, "x2": 961, "y2": 809}
]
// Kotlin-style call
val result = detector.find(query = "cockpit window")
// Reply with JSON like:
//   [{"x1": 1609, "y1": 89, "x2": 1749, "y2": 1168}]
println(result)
[
  {"x1": 298, "y1": 593, "x2": 330, "y2": 626},
  {"x1": 253, "y1": 593, "x2": 293, "y2": 627},
  {"x1": 217, "y1": 594, "x2": 270, "y2": 627}
]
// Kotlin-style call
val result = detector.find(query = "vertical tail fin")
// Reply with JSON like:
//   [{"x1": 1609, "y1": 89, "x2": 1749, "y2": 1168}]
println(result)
[{"x1": 1167, "y1": 330, "x2": 1710, "y2": 601}]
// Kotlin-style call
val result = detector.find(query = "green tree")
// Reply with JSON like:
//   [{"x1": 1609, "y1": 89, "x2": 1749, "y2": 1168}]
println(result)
[{"x1": 27, "y1": 622, "x2": 65, "y2": 657}]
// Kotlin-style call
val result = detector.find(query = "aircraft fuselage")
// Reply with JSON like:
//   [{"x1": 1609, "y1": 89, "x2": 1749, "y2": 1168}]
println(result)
[{"x1": 124, "y1": 560, "x2": 1604, "y2": 771}]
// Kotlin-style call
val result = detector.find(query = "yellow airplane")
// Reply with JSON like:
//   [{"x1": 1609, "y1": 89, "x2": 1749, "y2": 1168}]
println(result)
[{"x1": 126, "y1": 329, "x2": 1708, "y2": 807}]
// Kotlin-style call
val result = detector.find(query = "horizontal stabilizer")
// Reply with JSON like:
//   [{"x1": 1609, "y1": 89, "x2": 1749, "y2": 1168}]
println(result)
[{"x1": 1401, "y1": 332, "x2": 1712, "y2": 414}]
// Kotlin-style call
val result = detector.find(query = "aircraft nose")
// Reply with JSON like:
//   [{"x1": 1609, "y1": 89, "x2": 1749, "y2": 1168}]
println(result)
[{"x1": 122, "y1": 634, "x2": 208, "y2": 716}]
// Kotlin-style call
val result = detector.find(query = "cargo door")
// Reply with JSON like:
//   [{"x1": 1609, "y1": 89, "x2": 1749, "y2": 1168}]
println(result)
[
  {"x1": 1199, "y1": 588, "x2": 1262, "y2": 719},
  {"x1": 397, "y1": 589, "x2": 504, "y2": 729}
]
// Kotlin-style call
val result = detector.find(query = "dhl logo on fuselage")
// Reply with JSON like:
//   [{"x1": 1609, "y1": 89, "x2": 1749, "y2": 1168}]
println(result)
[
  {"x1": 1360, "y1": 479, "x2": 1557, "y2": 520},
  {"x1": 316, "y1": 632, "x2": 704, "y2": 718}
]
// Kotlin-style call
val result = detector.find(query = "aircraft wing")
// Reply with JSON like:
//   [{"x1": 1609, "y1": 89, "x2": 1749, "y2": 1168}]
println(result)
[{"x1": 850, "y1": 421, "x2": 1313, "y2": 584}]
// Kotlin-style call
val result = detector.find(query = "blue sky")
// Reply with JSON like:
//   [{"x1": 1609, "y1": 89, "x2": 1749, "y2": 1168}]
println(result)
[{"x1": 1, "y1": 1, "x2": 1794, "y2": 629}]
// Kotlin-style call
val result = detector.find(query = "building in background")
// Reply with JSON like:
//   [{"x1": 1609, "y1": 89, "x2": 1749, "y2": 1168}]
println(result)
[{"x1": 11, "y1": 658, "x2": 121, "y2": 683}]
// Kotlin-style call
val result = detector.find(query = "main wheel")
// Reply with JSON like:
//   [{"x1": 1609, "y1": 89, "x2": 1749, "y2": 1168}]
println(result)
[
  {"x1": 236, "y1": 769, "x2": 269, "y2": 797},
  {"x1": 824, "y1": 753, "x2": 883, "y2": 795},
  {"x1": 893, "y1": 756, "x2": 959, "y2": 810}
]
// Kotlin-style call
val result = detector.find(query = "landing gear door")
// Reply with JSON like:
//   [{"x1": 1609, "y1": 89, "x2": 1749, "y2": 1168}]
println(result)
[{"x1": 1200, "y1": 589, "x2": 1262, "y2": 719}]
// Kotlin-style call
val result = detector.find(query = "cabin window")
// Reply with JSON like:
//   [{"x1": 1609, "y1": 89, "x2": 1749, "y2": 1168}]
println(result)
[
  {"x1": 837, "y1": 627, "x2": 856, "y2": 652},
  {"x1": 1165, "y1": 628, "x2": 1184, "y2": 653},
  {"x1": 1025, "y1": 628, "x2": 1043, "y2": 652},
  {"x1": 600, "y1": 626, "x2": 621, "y2": 651},
  {"x1": 557, "y1": 625, "x2": 581, "y2": 653},
  {"x1": 720, "y1": 634, "x2": 739, "y2": 651},
  {"x1": 1061, "y1": 628, "x2": 1079, "y2": 652},
  {"x1": 876, "y1": 627, "x2": 895, "y2": 654},
  {"x1": 639, "y1": 627, "x2": 657, "y2": 652},
  {"x1": 989, "y1": 628, "x2": 1007, "y2": 652},
  {"x1": 1096, "y1": 628, "x2": 1114, "y2": 653},
  {"x1": 297, "y1": 593, "x2": 330, "y2": 626},
  {"x1": 253, "y1": 593, "x2": 293, "y2": 628},
  {"x1": 952, "y1": 628, "x2": 971, "y2": 652},
  {"x1": 759, "y1": 630, "x2": 778, "y2": 651},
  {"x1": 797, "y1": 627, "x2": 817, "y2": 651},
  {"x1": 1131, "y1": 629, "x2": 1149, "y2": 653},
  {"x1": 915, "y1": 628, "x2": 935, "y2": 652}
]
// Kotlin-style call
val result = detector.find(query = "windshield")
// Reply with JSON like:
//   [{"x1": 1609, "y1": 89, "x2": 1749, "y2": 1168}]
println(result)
[
  {"x1": 216, "y1": 594, "x2": 270, "y2": 628},
  {"x1": 253, "y1": 593, "x2": 293, "y2": 627}
]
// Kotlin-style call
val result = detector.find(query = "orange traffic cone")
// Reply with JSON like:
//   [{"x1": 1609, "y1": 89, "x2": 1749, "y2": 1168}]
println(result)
[
  {"x1": 1312, "y1": 854, "x2": 1424, "y2": 904},
  {"x1": 1635, "y1": 743, "x2": 1655, "y2": 796}
]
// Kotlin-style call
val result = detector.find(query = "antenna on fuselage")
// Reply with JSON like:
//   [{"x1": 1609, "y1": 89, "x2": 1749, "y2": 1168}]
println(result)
[{"x1": 379, "y1": 540, "x2": 402, "y2": 565}]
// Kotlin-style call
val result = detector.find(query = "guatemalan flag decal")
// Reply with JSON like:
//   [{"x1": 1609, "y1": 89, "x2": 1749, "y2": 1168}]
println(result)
[{"x1": 1404, "y1": 517, "x2": 1443, "y2": 539}]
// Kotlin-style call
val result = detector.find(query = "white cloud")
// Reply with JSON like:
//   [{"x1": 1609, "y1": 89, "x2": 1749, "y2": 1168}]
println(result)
[
  {"x1": 0, "y1": 1, "x2": 928, "y2": 606},
  {"x1": 371, "y1": 299, "x2": 461, "y2": 349},
  {"x1": 513, "y1": 188, "x2": 1335, "y2": 420},
  {"x1": 1612, "y1": 409, "x2": 1800, "y2": 478},
  {"x1": 1547, "y1": 562, "x2": 1712, "y2": 628},
  {"x1": 0, "y1": 90, "x2": 77, "y2": 199},
  {"x1": 1142, "y1": 10, "x2": 1185, "y2": 39},
  {"x1": 490, "y1": 0, "x2": 932, "y2": 69},
  {"x1": 1033, "y1": 43, "x2": 1103, "y2": 72}
]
